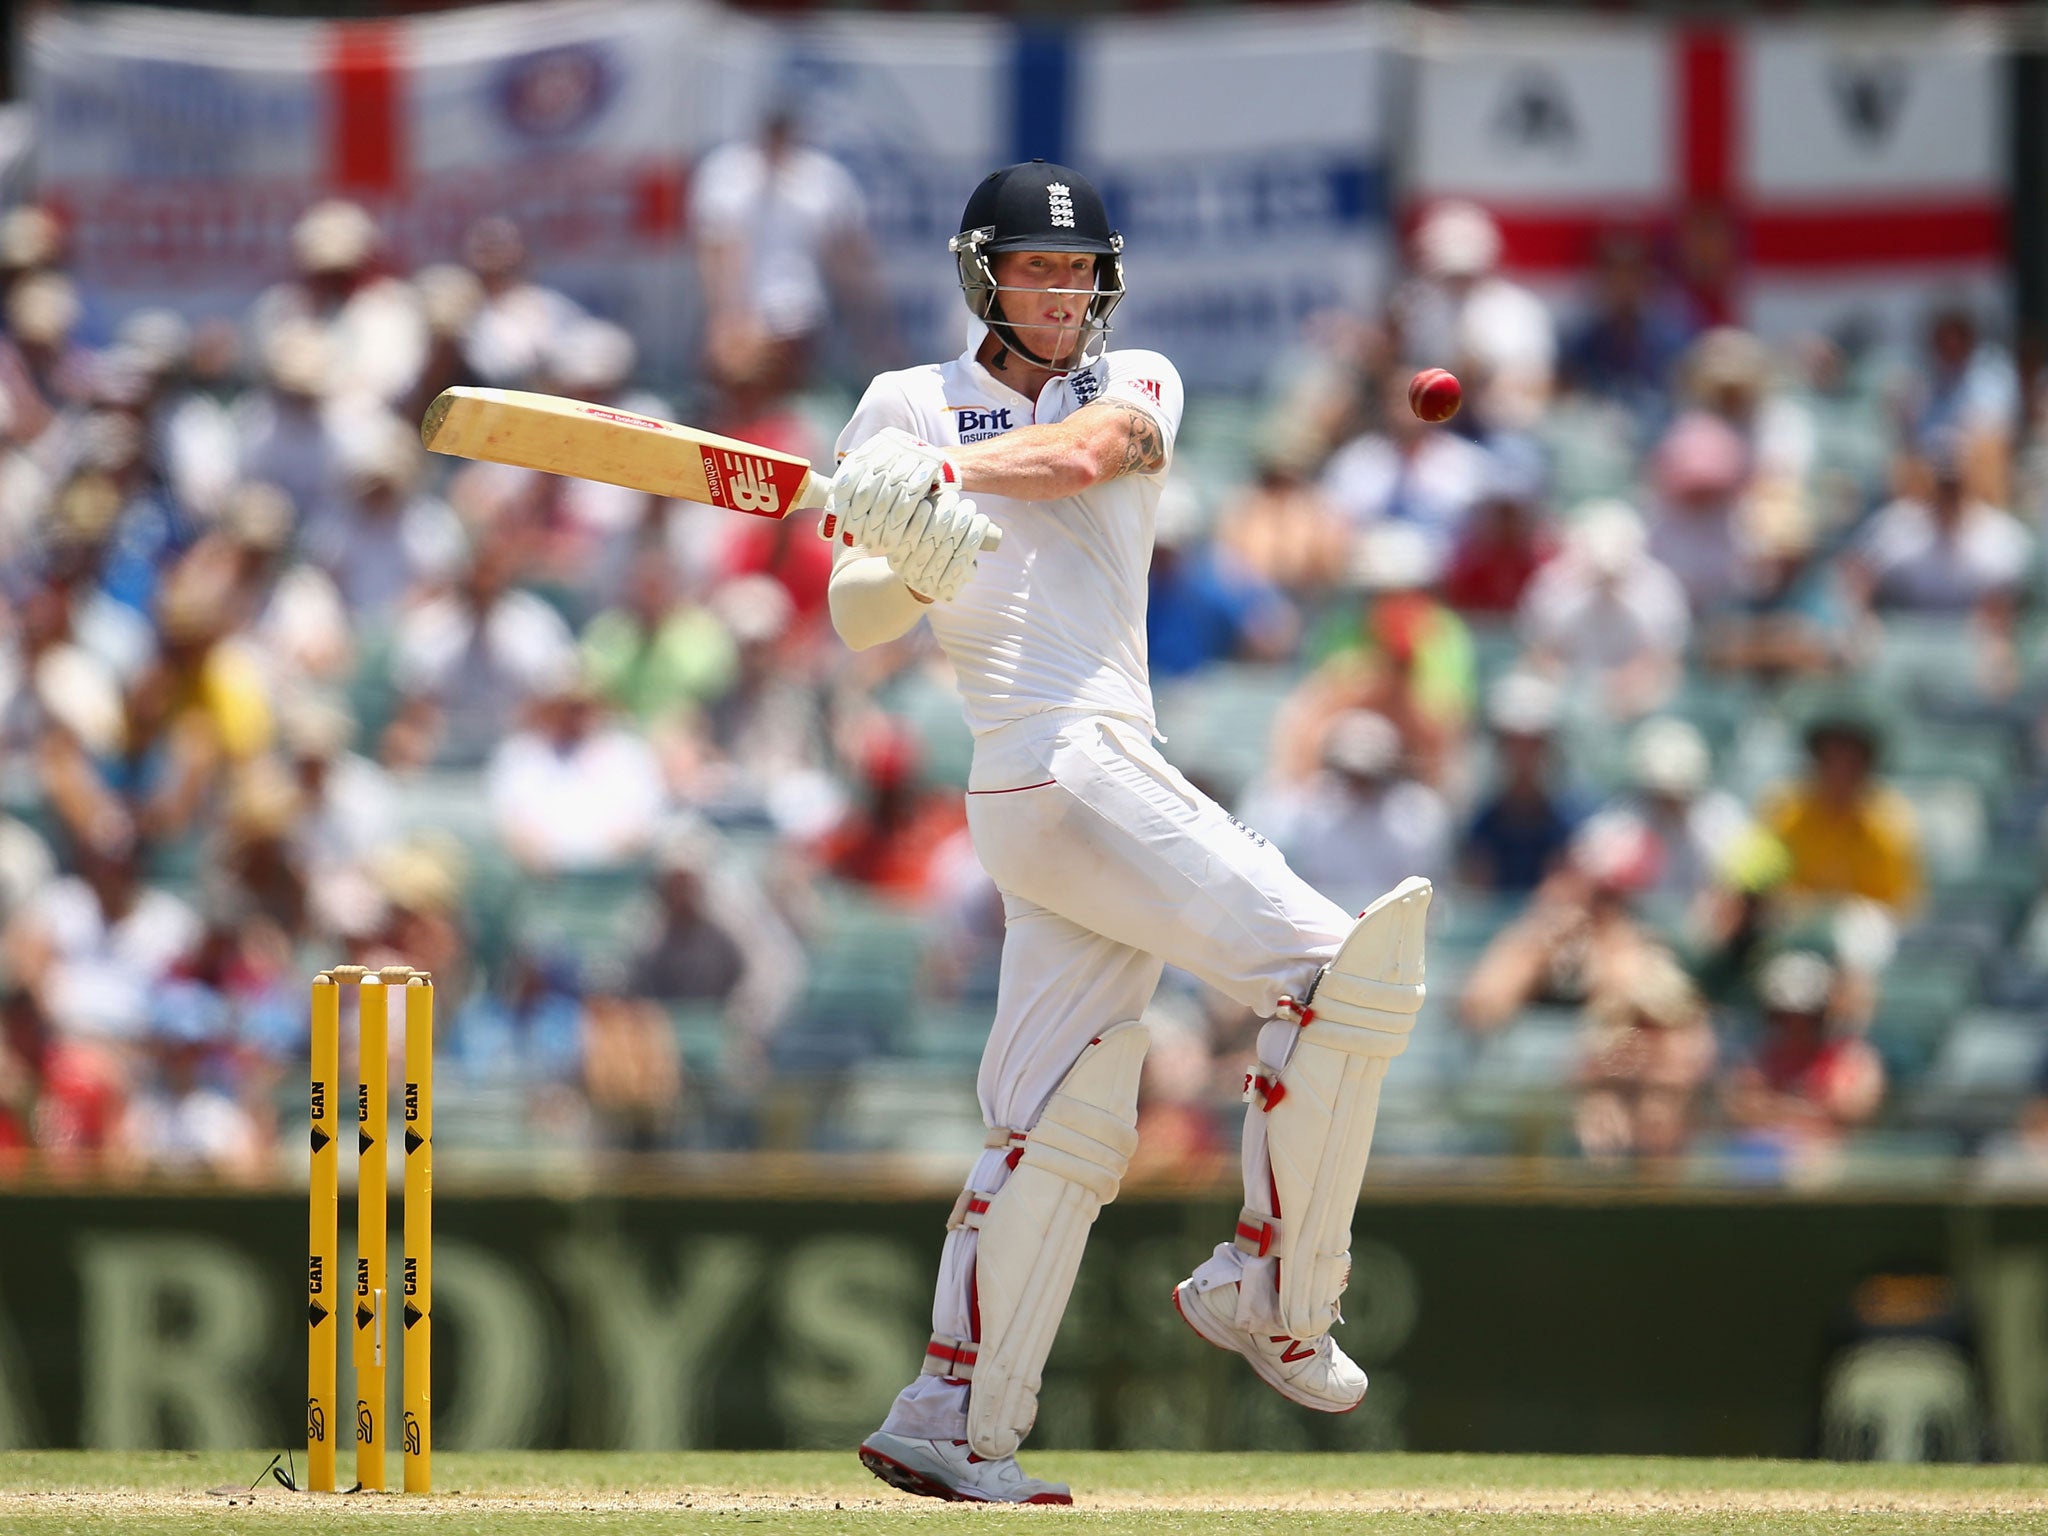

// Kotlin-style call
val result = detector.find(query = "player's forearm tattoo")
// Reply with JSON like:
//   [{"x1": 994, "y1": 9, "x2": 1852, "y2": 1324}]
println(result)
[{"x1": 1108, "y1": 400, "x2": 1166, "y2": 476}]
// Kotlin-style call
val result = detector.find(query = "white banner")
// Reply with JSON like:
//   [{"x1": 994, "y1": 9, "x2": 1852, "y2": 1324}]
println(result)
[
  {"x1": 1744, "y1": 19, "x2": 2004, "y2": 202},
  {"x1": 1406, "y1": 14, "x2": 2009, "y2": 345},
  {"x1": 1411, "y1": 19, "x2": 1669, "y2": 208},
  {"x1": 1072, "y1": 8, "x2": 1395, "y2": 388},
  {"x1": 30, "y1": 0, "x2": 703, "y2": 363},
  {"x1": 20, "y1": 3, "x2": 2014, "y2": 381}
]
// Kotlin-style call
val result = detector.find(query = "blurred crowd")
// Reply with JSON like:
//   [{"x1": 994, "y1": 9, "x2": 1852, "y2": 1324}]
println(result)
[{"x1": 0, "y1": 141, "x2": 2045, "y2": 1189}]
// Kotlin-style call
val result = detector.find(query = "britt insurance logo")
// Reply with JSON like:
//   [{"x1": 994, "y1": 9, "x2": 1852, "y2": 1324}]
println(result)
[{"x1": 950, "y1": 404, "x2": 1014, "y2": 443}]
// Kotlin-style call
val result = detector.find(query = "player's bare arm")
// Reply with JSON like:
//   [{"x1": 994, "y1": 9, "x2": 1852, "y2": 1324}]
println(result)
[{"x1": 951, "y1": 398, "x2": 1166, "y2": 502}]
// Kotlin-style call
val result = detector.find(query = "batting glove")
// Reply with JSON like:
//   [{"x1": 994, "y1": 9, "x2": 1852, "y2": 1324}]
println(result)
[
  {"x1": 819, "y1": 428, "x2": 959, "y2": 556},
  {"x1": 889, "y1": 486, "x2": 991, "y2": 603}
]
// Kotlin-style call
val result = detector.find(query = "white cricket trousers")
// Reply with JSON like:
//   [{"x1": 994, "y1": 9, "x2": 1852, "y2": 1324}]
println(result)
[{"x1": 879, "y1": 709, "x2": 1355, "y2": 1442}]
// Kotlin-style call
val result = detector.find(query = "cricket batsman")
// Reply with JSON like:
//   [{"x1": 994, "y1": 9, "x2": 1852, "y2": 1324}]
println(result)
[{"x1": 823, "y1": 160, "x2": 1429, "y2": 1504}]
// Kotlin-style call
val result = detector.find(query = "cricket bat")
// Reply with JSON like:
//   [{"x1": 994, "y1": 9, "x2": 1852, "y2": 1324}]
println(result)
[{"x1": 420, "y1": 386, "x2": 998, "y2": 549}]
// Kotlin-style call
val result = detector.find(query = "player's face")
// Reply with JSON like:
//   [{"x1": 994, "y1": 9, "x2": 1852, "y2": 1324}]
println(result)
[{"x1": 991, "y1": 251, "x2": 1097, "y2": 365}]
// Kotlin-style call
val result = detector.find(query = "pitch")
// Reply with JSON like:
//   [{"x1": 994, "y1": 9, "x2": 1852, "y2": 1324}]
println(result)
[{"x1": 2, "y1": 1451, "x2": 2045, "y2": 1533}]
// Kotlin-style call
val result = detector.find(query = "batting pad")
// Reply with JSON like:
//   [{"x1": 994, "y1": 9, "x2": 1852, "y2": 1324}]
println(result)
[
  {"x1": 1267, "y1": 876, "x2": 1428, "y2": 1339},
  {"x1": 967, "y1": 1021, "x2": 1148, "y2": 1459}
]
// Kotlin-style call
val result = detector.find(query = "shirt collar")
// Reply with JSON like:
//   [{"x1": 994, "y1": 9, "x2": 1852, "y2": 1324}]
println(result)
[{"x1": 956, "y1": 326, "x2": 1038, "y2": 412}]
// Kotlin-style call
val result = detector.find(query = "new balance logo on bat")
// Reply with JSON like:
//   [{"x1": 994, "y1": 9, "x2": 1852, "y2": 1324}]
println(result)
[{"x1": 702, "y1": 451, "x2": 782, "y2": 514}]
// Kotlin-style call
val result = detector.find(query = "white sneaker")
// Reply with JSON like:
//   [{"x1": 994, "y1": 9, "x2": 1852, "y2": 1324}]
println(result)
[
  {"x1": 1173, "y1": 1278, "x2": 1367, "y2": 1413},
  {"x1": 858, "y1": 1430, "x2": 1073, "y2": 1505}
]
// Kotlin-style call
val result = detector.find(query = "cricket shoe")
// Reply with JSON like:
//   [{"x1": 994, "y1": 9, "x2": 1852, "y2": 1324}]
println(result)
[
  {"x1": 1172, "y1": 1278, "x2": 1366, "y2": 1413},
  {"x1": 858, "y1": 1431, "x2": 1072, "y2": 1505}
]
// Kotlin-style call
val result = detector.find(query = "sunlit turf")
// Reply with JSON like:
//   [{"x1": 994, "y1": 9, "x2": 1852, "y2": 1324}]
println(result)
[{"x1": 2, "y1": 1449, "x2": 2044, "y2": 1534}]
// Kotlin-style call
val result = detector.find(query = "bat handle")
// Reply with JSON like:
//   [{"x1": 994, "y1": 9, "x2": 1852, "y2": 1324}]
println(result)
[{"x1": 815, "y1": 516, "x2": 1003, "y2": 553}]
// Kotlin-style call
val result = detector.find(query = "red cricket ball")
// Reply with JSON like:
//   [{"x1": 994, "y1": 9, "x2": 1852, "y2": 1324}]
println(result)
[{"x1": 1408, "y1": 368, "x2": 1463, "y2": 424}]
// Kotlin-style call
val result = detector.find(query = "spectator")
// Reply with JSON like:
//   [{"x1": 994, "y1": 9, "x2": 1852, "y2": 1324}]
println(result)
[
  {"x1": 1126, "y1": 1000, "x2": 1230, "y2": 1186},
  {"x1": 459, "y1": 216, "x2": 586, "y2": 389},
  {"x1": 448, "y1": 949, "x2": 602, "y2": 1150},
  {"x1": 0, "y1": 983, "x2": 127, "y2": 1176},
  {"x1": 690, "y1": 575, "x2": 837, "y2": 826},
  {"x1": 1440, "y1": 436, "x2": 1558, "y2": 615},
  {"x1": 529, "y1": 318, "x2": 680, "y2": 606},
  {"x1": 1320, "y1": 373, "x2": 1489, "y2": 566},
  {"x1": 280, "y1": 693, "x2": 400, "y2": 874},
  {"x1": 1612, "y1": 716, "x2": 1751, "y2": 906},
  {"x1": 1278, "y1": 522, "x2": 1474, "y2": 788},
  {"x1": 1724, "y1": 948, "x2": 1885, "y2": 1175},
  {"x1": 1246, "y1": 709, "x2": 1451, "y2": 914},
  {"x1": 250, "y1": 200, "x2": 426, "y2": 409},
  {"x1": 384, "y1": 515, "x2": 578, "y2": 768},
  {"x1": 813, "y1": 721, "x2": 965, "y2": 906},
  {"x1": 73, "y1": 405, "x2": 194, "y2": 624},
  {"x1": 7, "y1": 839, "x2": 201, "y2": 1042},
  {"x1": 1560, "y1": 229, "x2": 1701, "y2": 421},
  {"x1": 409, "y1": 261, "x2": 485, "y2": 419},
  {"x1": 201, "y1": 756, "x2": 313, "y2": 942},
  {"x1": 1646, "y1": 410, "x2": 1755, "y2": 616},
  {"x1": 1519, "y1": 500, "x2": 1688, "y2": 720},
  {"x1": 121, "y1": 309, "x2": 238, "y2": 525},
  {"x1": 4, "y1": 269, "x2": 90, "y2": 415},
  {"x1": 1213, "y1": 443, "x2": 1350, "y2": 601},
  {"x1": 1902, "y1": 304, "x2": 2017, "y2": 505},
  {"x1": 625, "y1": 818, "x2": 805, "y2": 1039},
  {"x1": 485, "y1": 668, "x2": 667, "y2": 874},
  {"x1": 1759, "y1": 707, "x2": 1921, "y2": 914},
  {"x1": 447, "y1": 949, "x2": 587, "y2": 1093},
  {"x1": 1574, "y1": 945, "x2": 1716, "y2": 1165},
  {"x1": 235, "y1": 318, "x2": 349, "y2": 536},
  {"x1": 1698, "y1": 481, "x2": 1852, "y2": 682},
  {"x1": 1842, "y1": 434, "x2": 2031, "y2": 621},
  {"x1": 1461, "y1": 811, "x2": 1666, "y2": 1032},
  {"x1": 1397, "y1": 200, "x2": 1556, "y2": 430},
  {"x1": 120, "y1": 980, "x2": 264, "y2": 1182},
  {"x1": 302, "y1": 413, "x2": 466, "y2": 621},
  {"x1": 1458, "y1": 672, "x2": 1587, "y2": 896},
  {"x1": 691, "y1": 110, "x2": 884, "y2": 396},
  {"x1": 580, "y1": 551, "x2": 738, "y2": 731},
  {"x1": 583, "y1": 975, "x2": 685, "y2": 1151},
  {"x1": 1678, "y1": 327, "x2": 1814, "y2": 496},
  {"x1": 1976, "y1": 1055, "x2": 2048, "y2": 1189},
  {"x1": 1146, "y1": 486, "x2": 1296, "y2": 680}
]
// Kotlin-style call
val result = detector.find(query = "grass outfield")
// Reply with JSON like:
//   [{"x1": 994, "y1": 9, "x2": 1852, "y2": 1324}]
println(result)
[{"x1": 2, "y1": 1450, "x2": 2046, "y2": 1534}]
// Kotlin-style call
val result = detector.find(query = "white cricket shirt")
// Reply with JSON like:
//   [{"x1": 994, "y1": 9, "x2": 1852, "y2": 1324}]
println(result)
[{"x1": 836, "y1": 341, "x2": 1185, "y2": 737}]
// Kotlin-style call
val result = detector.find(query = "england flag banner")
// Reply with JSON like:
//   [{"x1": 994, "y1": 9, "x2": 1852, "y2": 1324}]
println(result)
[
  {"x1": 29, "y1": 0, "x2": 703, "y2": 356},
  {"x1": 1410, "y1": 14, "x2": 2008, "y2": 343},
  {"x1": 1070, "y1": 8, "x2": 1396, "y2": 388}
]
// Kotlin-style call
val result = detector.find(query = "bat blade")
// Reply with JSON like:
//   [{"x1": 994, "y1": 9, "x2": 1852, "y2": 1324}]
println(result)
[{"x1": 420, "y1": 387, "x2": 823, "y2": 519}]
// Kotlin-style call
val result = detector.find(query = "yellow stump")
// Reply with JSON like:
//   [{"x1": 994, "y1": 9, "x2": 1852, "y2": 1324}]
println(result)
[
  {"x1": 307, "y1": 977, "x2": 340, "y2": 1493},
  {"x1": 308, "y1": 965, "x2": 430, "y2": 1496},
  {"x1": 402, "y1": 975, "x2": 434, "y2": 1493},
  {"x1": 353, "y1": 976, "x2": 388, "y2": 1492}
]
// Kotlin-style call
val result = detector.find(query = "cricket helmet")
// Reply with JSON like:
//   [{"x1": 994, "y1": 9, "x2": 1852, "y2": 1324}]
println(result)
[{"x1": 950, "y1": 160, "x2": 1124, "y2": 374}]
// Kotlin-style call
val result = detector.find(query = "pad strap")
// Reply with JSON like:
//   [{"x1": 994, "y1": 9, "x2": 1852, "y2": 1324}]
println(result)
[
  {"x1": 921, "y1": 1333, "x2": 977, "y2": 1380},
  {"x1": 946, "y1": 1188, "x2": 996, "y2": 1232},
  {"x1": 1232, "y1": 1206, "x2": 1281, "y2": 1259}
]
